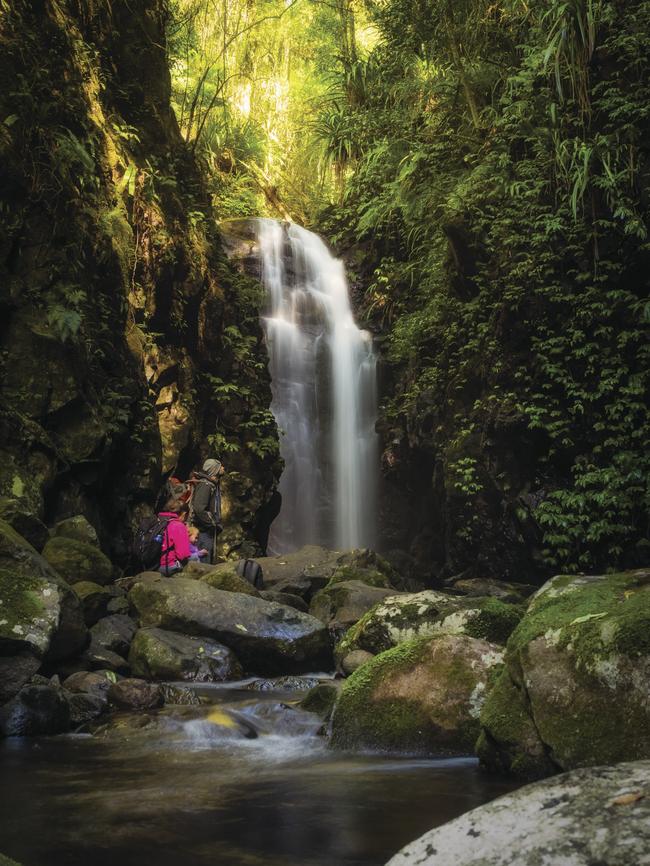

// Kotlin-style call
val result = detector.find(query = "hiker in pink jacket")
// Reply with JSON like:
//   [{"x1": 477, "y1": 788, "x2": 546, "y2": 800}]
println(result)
[{"x1": 158, "y1": 499, "x2": 192, "y2": 576}]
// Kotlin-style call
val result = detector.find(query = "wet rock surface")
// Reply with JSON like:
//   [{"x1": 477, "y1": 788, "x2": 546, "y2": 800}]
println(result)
[
  {"x1": 331, "y1": 634, "x2": 504, "y2": 755},
  {"x1": 386, "y1": 761, "x2": 650, "y2": 866},
  {"x1": 335, "y1": 590, "x2": 523, "y2": 663},
  {"x1": 42, "y1": 536, "x2": 113, "y2": 586},
  {"x1": 129, "y1": 576, "x2": 332, "y2": 674},
  {"x1": 129, "y1": 627, "x2": 242, "y2": 682},
  {"x1": 478, "y1": 569, "x2": 650, "y2": 778}
]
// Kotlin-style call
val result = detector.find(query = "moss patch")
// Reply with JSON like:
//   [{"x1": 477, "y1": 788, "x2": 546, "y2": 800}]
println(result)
[{"x1": 465, "y1": 598, "x2": 524, "y2": 644}]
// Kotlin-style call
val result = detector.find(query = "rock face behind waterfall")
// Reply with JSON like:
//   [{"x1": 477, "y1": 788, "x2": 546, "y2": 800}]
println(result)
[
  {"x1": 129, "y1": 577, "x2": 331, "y2": 674},
  {"x1": 386, "y1": 761, "x2": 650, "y2": 866}
]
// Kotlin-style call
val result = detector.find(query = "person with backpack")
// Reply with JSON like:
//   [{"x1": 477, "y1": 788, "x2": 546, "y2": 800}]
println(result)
[
  {"x1": 157, "y1": 498, "x2": 192, "y2": 576},
  {"x1": 190, "y1": 458, "x2": 225, "y2": 564}
]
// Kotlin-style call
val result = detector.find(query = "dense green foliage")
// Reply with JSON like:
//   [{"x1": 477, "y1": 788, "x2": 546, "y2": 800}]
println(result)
[{"x1": 316, "y1": 0, "x2": 650, "y2": 574}]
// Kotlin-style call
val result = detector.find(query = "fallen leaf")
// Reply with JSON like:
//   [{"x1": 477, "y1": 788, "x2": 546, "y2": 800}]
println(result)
[
  {"x1": 611, "y1": 791, "x2": 645, "y2": 806},
  {"x1": 235, "y1": 623, "x2": 248, "y2": 632},
  {"x1": 570, "y1": 612, "x2": 607, "y2": 625}
]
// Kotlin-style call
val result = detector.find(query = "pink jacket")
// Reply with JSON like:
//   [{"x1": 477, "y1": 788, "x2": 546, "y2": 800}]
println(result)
[{"x1": 158, "y1": 512, "x2": 191, "y2": 570}]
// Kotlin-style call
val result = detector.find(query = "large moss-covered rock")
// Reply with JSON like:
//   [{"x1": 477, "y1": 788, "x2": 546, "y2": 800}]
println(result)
[
  {"x1": 42, "y1": 536, "x2": 113, "y2": 586},
  {"x1": 53, "y1": 515, "x2": 99, "y2": 547},
  {"x1": 330, "y1": 634, "x2": 504, "y2": 755},
  {"x1": 478, "y1": 569, "x2": 650, "y2": 779},
  {"x1": 387, "y1": 761, "x2": 650, "y2": 866},
  {"x1": 0, "y1": 520, "x2": 87, "y2": 701},
  {"x1": 310, "y1": 580, "x2": 396, "y2": 626},
  {"x1": 129, "y1": 577, "x2": 332, "y2": 674},
  {"x1": 335, "y1": 590, "x2": 523, "y2": 663},
  {"x1": 129, "y1": 627, "x2": 242, "y2": 682}
]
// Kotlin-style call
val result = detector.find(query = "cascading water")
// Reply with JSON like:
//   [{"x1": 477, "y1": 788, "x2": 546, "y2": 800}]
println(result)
[{"x1": 256, "y1": 218, "x2": 378, "y2": 553}]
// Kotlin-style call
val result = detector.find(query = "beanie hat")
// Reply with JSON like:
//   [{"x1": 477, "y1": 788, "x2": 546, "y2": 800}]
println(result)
[{"x1": 203, "y1": 458, "x2": 222, "y2": 475}]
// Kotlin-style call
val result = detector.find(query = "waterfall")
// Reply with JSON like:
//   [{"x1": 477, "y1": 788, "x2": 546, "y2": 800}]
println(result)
[{"x1": 255, "y1": 218, "x2": 378, "y2": 554}]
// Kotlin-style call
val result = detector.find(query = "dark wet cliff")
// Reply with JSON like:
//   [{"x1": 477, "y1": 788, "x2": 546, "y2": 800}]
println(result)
[{"x1": 0, "y1": 0, "x2": 281, "y2": 565}]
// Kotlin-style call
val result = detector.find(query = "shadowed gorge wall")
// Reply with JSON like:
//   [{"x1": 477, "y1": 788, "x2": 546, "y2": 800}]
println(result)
[{"x1": 0, "y1": 0, "x2": 281, "y2": 564}]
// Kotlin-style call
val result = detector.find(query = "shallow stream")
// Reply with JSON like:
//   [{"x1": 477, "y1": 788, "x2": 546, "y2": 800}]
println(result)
[{"x1": 0, "y1": 681, "x2": 518, "y2": 866}]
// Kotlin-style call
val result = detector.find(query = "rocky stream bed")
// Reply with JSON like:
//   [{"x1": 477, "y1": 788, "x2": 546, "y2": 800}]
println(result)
[{"x1": 1, "y1": 514, "x2": 649, "y2": 865}]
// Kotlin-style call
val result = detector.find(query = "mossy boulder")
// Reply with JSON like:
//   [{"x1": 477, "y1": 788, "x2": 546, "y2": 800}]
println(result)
[
  {"x1": 53, "y1": 515, "x2": 99, "y2": 547},
  {"x1": 478, "y1": 569, "x2": 650, "y2": 779},
  {"x1": 330, "y1": 634, "x2": 504, "y2": 755},
  {"x1": 198, "y1": 563, "x2": 260, "y2": 596},
  {"x1": 335, "y1": 590, "x2": 523, "y2": 663},
  {"x1": 42, "y1": 536, "x2": 113, "y2": 585},
  {"x1": 72, "y1": 581, "x2": 113, "y2": 626},
  {"x1": 0, "y1": 520, "x2": 87, "y2": 701},
  {"x1": 310, "y1": 580, "x2": 396, "y2": 627},
  {"x1": 299, "y1": 681, "x2": 342, "y2": 720},
  {"x1": 129, "y1": 576, "x2": 332, "y2": 674},
  {"x1": 129, "y1": 627, "x2": 242, "y2": 682}
]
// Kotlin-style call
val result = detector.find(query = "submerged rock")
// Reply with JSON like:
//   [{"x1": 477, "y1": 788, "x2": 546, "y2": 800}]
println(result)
[
  {"x1": 335, "y1": 590, "x2": 522, "y2": 663},
  {"x1": 42, "y1": 536, "x2": 113, "y2": 586},
  {"x1": 478, "y1": 569, "x2": 650, "y2": 779},
  {"x1": 386, "y1": 760, "x2": 650, "y2": 866},
  {"x1": 129, "y1": 577, "x2": 332, "y2": 674},
  {"x1": 330, "y1": 634, "x2": 504, "y2": 755},
  {"x1": 129, "y1": 627, "x2": 242, "y2": 682},
  {"x1": 0, "y1": 519, "x2": 87, "y2": 701},
  {"x1": 0, "y1": 684, "x2": 70, "y2": 737}
]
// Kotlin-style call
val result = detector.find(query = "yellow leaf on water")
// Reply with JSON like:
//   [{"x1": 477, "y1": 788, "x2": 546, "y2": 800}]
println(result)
[
  {"x1": 206, "y1": 709, "x2": 238, "y2": 729},
  {"x1": 610, "y1": 791, "x2": 645, "y2": 806}
]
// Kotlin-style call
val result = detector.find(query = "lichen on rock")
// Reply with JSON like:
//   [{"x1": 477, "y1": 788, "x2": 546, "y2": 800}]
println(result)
[{"x1": 478, "y1": 569, "x2": 650, "y2": 779}]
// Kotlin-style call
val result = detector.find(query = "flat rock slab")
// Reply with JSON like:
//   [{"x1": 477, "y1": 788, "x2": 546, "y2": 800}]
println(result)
[
  {"x1": 129, "y1": 577, "x2": 332, "y2": 674},
  {"x1": 386, "y1": 760, "x2": 650, "y2": 866}
]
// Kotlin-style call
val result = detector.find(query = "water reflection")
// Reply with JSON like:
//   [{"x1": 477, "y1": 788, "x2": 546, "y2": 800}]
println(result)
[{"x1": 0, "y1": 692, "x2": 518, "y2": 866}]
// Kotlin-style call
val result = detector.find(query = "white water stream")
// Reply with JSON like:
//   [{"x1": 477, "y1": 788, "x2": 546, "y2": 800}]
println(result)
[{"x1": 255, "y1": 218, "x2": 378, "y2": 553}]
